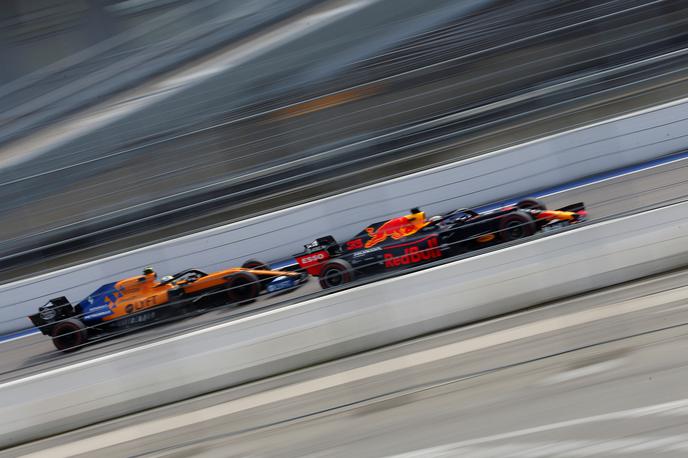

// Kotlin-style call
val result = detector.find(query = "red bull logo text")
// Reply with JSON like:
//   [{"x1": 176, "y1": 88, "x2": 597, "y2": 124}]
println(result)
[
  {"x1": 365, "y1": 212, "x2": 427, "y2": 248},
  {"x1": 384, "y1": 238, "x2": 442, "y2": 268}
]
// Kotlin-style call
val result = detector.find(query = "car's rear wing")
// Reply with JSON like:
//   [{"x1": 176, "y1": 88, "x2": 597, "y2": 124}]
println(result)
[
  {"x1": 28, "y1": 312, "x2": 48, "y2": 334},
  {"x1": 28, "y1": 296, "x2": 74, "y2": 335}
]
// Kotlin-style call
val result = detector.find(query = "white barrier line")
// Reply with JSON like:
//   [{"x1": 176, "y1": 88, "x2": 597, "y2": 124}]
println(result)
[
  {"x1": 386, "y1": 435, "x2": 688, "y2": 458},
  {"x1": 0, "y1": 329, "x2": 40, "y2": 344},
  {"x1": 541, "y1": 155, "x2": 688, "y2": 198},
  {"x1": 19, "y1": 284, "x2": 688, "y2": 458},
  {"x1": 386, "y1": 401, "x2": 688, "y2": 458}
]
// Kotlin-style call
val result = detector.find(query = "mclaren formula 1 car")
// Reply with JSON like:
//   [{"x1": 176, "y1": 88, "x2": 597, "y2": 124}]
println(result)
[
  {"x1": 29, "y1": 260, "x2": 305, "y2": 351},
  {"x1": 295, "y1": 199, "x2": 586, "y2": 289}
]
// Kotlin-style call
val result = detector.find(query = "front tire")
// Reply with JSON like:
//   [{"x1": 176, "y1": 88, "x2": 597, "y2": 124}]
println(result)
[
  {"x1": 226, "y1": 271, "x2": 261, "y2": 304},
  {"x1": 241, "y1": 259, "x2": 269, "y2": 271},
  {"x1": 51, "y1": 318, "x2": 88, "y2": 352},
  {"x1": 319, "y1": 259, "x2": 355, "y2": 289},
  {"x1": 499, "y1": 211, "x2": 536, "y2": 242},
  {"x1": 241, "y1": 259, "x2": 272, "y2": 290}
]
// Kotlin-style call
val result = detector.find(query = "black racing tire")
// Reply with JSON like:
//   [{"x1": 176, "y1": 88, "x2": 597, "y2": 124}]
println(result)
[
  {"x1": 319, "y1": 259, "x2": 355, "y2": 289},
  {"x1": 51, "y1": 318, "x2": 88, "y2": 352},
  {"x1": 241, "y1": 259, "x2": 269, "y2": 271},
  {"x1": 241, "y1": 259, "x2": 272, "y2": 290},
  {"x1": 516, "y1": 198, "x2": 546, "y2": 211},
  {"x1": 226, "y1": 271, "x2": 261, "y2": 304},
  {"x1": 498, "y1": 211, "x2": 537, "y2": 242}
]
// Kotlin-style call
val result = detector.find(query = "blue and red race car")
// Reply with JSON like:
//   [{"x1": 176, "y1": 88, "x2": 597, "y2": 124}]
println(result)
[{"x1": 295, "y1": 199, "x2": 586, "y2": 289}]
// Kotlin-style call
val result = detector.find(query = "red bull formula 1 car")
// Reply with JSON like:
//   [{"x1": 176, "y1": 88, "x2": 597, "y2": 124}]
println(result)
[
  {"x1": 295, "y1": 199, "x2": 586, "y2": 289},
  {"x1": 29, "y1": 260, "x2": 306, "y2": 352}
]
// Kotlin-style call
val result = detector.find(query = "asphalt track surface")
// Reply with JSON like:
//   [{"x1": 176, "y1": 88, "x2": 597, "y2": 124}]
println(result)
[
  {"x1": 0, "y1": 155, "x2": 686, "y2": 383},
  {"x1": 8, "y1": 261, "x2": 688, "y2": 457}
]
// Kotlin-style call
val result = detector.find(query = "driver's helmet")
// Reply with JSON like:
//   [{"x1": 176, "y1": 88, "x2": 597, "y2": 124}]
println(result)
[
  {"x1": 161, "y1": 275, "x2": 174, "y2": 283},
  {"x1": 408, "y1": 207, "x2": 424, "y2": 220},
  {"x1": 142, "y1": 266, "x2": 155, "y2": 276},
  {"x1": 428, "y1": 215, "x2": 443, "y2": 225}
]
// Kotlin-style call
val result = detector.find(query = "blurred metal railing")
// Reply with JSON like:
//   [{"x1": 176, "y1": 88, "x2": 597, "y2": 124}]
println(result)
[
  {"x1": 0, "y1": 43, "x2": 687, "y2": 277},
  {"x1": 0, "y1": 0, "x2": 686, "y2": 278}
]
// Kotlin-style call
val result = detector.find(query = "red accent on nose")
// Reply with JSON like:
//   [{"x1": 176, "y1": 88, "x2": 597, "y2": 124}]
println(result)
[{"x1": 577, "y1": 210, "x2": 588, "y2": 217}]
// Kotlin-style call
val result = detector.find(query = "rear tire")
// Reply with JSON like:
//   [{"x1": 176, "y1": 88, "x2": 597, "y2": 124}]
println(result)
[
  {"x1": 499, "y1": 211, "x2": 536, "y2": 242},
  {"x1": 319, "y1": 259, "x2": 355, "y2": 289},
  {"x1": 226, "y1": 271, "x2": 261, "y2": 304},
  {"x1": 516, "y1": 198, "x2": 546, "y2": 211},
  {"x1": 51, "y1": 318, "x2": 87, "y2": 352}
]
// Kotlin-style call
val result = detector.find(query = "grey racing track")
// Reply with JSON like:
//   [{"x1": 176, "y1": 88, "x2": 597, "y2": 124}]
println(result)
[
  {"x1": 0, "y1": 156, "x2": 686, "y2": 382},
  {"x1": 7, "y1": 246, "x2": 688, "y2": 457}
]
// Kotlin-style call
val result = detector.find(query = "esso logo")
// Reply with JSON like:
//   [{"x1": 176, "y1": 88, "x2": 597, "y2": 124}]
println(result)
[{"x1": 300, "y1": 253, "x2": 326, "y2": 264}]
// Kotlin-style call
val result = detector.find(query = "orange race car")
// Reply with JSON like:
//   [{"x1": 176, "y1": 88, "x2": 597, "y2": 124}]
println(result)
[{"x1": 29, "y1": 259, "x2": 306, "y2": 351}]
